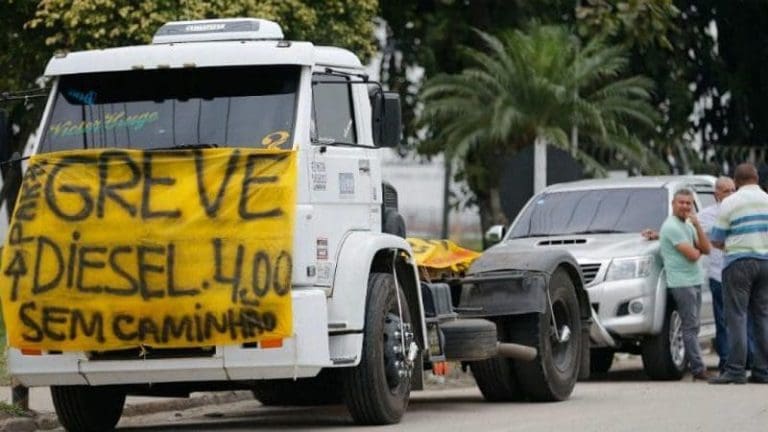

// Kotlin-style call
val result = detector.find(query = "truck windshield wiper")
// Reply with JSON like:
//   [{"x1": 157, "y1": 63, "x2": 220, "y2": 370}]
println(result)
[
  {"x1": 152, "y1": 143, "x2": 219, "y2": 151},
  {"x1": 311, "y1": 138, "x2": 371, "y2": 149}
]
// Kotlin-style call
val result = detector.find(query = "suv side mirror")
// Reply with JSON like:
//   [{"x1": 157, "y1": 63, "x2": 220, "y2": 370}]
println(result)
[
  {"x1": 369, "y1": 88, "x2": 402, "y2": 148},
  {"x1": 485, "y1": 225, "x2": 506, "y2": 246}
]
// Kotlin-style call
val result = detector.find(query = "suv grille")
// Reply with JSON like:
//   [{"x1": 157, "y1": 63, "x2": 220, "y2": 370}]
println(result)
[{"x1": 579, "y1": 263, "x2": 602, "y2": 285}]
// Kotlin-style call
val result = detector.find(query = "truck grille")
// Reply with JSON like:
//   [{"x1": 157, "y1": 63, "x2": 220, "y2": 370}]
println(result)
[
  {"x1": 88, "y1": 347, "x2": 215, "y2": 361},
  {"x1": 579, "y1": 263, "x2": 602, "y2": 285}
]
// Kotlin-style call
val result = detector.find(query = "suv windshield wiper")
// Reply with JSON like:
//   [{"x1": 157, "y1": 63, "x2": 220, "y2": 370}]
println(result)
[
  {"x1": 508, "y1": 233, "x2": 559, "y2": 239},
  {"x1": 509, "y1": 229, "x2": 627, "y2": 239},
  {"x1": 566, "y1": 229, "x2": 627, "y2": 234}
]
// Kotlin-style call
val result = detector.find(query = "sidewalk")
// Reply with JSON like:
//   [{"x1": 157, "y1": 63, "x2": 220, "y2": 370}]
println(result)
[
  {"x1": 0, "y1": 386, "x2": 178, "y2": 414},
  {"x1": 0, "y1": 387, "x2": 252, "y2": 431}
]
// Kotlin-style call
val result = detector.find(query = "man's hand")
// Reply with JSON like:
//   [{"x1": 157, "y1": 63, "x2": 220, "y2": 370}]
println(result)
[
  {"x1": 687, "y1": 212, "x2": 699, "y2": 226},
  {"x1": 641, "y1": 229, "x2": 659, "y2": 240}
]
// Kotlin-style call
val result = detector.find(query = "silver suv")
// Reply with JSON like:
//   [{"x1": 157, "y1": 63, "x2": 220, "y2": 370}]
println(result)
[{"x1": 490, "y1": 176, "x2": 716, "y2": 380}]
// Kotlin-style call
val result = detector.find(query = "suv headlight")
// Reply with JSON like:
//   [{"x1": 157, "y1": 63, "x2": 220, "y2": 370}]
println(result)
[{"x1": 605, "y1": 256, "x2": 654, "y2": 281}]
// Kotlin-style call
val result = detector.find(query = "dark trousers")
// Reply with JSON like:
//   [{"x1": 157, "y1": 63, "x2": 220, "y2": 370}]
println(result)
[
  {"x1": 709, "y1": 278, "x2": 728, "y2": 370},
  {"x1": 722, "y1": 259, "x2": 768, "y2": 379}
]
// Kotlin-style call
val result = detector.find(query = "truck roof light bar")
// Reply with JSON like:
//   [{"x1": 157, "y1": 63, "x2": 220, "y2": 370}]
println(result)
[{"x1": 152, "y1": 18, "x2": 284, "y2": 44}]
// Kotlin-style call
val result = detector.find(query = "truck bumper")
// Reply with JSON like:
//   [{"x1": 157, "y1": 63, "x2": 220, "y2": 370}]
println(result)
[{"x1": 9, "y1": 289, "x2": 332, "y2": 387}]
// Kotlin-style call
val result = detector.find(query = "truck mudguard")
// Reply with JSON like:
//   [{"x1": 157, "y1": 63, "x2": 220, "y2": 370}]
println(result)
[
  {"x1": 460, "y1": 247, "x2": 589, "y2": 320},
  {"x1": 327, "y1": 231, "x2": 427, "y2": 352}
]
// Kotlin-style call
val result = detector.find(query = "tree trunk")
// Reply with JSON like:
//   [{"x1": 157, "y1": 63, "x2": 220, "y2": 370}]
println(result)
[
  {"x1": 478, "y1": 186, "x2": 506, "y2": 249},
  {"x1": 534, "y1": 136, "x2": 547, "y2": 194}
]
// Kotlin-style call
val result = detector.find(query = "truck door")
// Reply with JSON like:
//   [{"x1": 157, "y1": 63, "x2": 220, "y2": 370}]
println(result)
[{"x1": 306, "y1": 72, "x2": 380, "y2": 287}]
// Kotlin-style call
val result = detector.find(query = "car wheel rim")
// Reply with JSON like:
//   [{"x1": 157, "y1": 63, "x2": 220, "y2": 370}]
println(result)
[
  {"x1": 551, "y1": 299, "x2": 575, "y2": 373},
  {"x1": 669, "y1": 310, "x2": 685, "y2": 368}
]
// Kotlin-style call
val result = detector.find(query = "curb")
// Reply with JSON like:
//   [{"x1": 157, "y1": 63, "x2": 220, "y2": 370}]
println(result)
[{"x1": 0, "y1": 390, "x2": 254, "y2": 431}]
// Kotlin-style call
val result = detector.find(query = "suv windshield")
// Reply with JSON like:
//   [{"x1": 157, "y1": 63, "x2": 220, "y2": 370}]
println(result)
[
  {"x1": 509, "y1": 187, "x2": 668, "y2": 238},
  {"x1": 39, "y1": 65, "x2": 299, "y2": 153}
]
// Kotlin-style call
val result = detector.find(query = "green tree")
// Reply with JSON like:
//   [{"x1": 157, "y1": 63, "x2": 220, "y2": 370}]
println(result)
[
  {"x1": 0, "y1": 0, "x2": 378, "y2": 157},
  {"x1": 28, "y1": 0, "x2": 377, "y2": 59},
  {"x1": 419, "y1": 24, "x2": 664, "y2": 231}
]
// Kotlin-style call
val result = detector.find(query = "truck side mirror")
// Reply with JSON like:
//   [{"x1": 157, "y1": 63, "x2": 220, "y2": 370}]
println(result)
[
  {"x1": 380, "y1": 92, "x2": 402, "y2": 148},
  {"x1": 485, "y1": 225, "x2": 506, "y2": 246},
  {"x1": 369, "y1": 87, "x2": 402, "y2": 148}
]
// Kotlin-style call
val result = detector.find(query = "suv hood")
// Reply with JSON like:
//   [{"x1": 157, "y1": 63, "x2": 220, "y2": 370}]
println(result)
[{"x1": 502, "y1": 233, "x2": 660, "y2": 262}]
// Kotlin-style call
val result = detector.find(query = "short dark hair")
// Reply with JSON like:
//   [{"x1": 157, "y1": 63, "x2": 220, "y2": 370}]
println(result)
[
  {"x1": 673, "y1": 188, "x2": 694, "y2": 199},
  {"x1": 734, "y1": 163, "x2": 758, "y2": 185}
]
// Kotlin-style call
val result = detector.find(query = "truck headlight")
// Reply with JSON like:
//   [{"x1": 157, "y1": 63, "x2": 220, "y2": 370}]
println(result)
[{"x1": 605, "y1": 256, "x2": 654, "y2": 281}]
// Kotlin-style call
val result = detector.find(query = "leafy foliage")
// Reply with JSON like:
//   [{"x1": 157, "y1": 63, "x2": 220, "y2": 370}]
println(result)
[
  {"x1": 419, "y1": 24, "x2": 664, "y2": 228},
  {"x1": 28, "y1": 0, "x2": 377, "y2": 60},
  {"x1": 0, "y1": 0, "x2": 377, "y2": 157}
]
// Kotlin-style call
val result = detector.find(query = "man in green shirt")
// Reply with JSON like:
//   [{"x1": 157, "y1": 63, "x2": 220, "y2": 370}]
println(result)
[{"x1": 659, "y1": 188, "x2": 712, "y2": 380}]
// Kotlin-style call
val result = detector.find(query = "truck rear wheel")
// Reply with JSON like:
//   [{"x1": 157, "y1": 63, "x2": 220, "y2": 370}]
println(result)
[
  {"x1": 51, "y1": 385, "x2": 126, "y2": 432},
  {"x1": 343, "y1": 273, "x2": 412, "y2": 425},
  {"x1": 510, "y1": 268, "x2": 582, "y2": 401},
  {"x1": 641, "y1": 302, "x2": 685, "y2": 380}
]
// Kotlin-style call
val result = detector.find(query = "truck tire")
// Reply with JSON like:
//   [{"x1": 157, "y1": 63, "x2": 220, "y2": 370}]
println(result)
[
  {"x1": 252, "y1": 370, "x2": 343, "y2": 406},
  {"x1": 510, "y1": 268, "x2": 582, "y2": 401},
  {"x1": 469, "y1": 317, "x2": 525, "y2": 402},
  {"x1": 441, "y1": 319, "x2": 497, "y2": 360},
  {"x1": 343, "y1": 273, "x2": 412, "y2": 425},
  {"x1": 590, "y1": 348, "x2": 615, "y2": 374},
  {"x1": 641, "y1": 302, "x2": 686, "y2": 380},
  {"x1": 51, "y1": 385, "x2": 126, "y2": 432}
]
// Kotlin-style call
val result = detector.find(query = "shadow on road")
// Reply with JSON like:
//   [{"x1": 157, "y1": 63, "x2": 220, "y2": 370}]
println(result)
[
  {"x1": 586, "y1": 368, "x2": 650, "y2": 382},
  {"x1": 118, "y1": 404, "x2": 356, "y2": 431}
]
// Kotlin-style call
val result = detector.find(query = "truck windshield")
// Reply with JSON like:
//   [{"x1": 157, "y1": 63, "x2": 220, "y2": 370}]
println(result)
[
  {"x1": 39, "y1": 65, "x2": 299, "y2": 153},
  {"x1": 508, "y1": 187, "x2": 668, "y2": 238}
]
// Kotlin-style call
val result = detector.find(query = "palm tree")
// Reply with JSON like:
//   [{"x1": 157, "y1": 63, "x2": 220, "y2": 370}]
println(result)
[{"x1": 420, "y1": 23, "x2": 667, "y2": 233}]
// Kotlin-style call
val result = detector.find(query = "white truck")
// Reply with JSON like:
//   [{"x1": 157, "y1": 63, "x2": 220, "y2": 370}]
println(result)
[{"x1": 0, "y1": 18, "x2": 591, "y2": 431}]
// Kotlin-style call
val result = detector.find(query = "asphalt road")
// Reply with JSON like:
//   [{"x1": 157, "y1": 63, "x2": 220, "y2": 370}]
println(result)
[{"x1": 75, "y1": 354, "x2": 768, "y2": 432}]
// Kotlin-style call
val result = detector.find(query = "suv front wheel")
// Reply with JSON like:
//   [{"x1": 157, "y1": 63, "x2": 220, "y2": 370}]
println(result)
[{"x1": 640, "y1": 301, "x2": 686, "y2": 380}]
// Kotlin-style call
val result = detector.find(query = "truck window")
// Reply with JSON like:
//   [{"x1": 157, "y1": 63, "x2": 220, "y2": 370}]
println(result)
[
  {"x1": 39, "y1": 65, "x2": 300, "y2": 152},
  {"x1": 509, "y1": 187, "x2": 668, "y2": 238},
  {"x1": 312, "y1": 74, "x2": 358, "y2": 144}
]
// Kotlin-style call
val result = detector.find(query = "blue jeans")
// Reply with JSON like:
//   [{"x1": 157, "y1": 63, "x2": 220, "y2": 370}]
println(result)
[{"x1": 709, "y1": 278, "x2": 728, "y2": 371}]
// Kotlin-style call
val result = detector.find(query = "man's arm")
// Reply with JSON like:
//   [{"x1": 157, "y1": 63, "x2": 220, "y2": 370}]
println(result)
[
  {"x1": 688, "y1": 212, "x2": 712, "y2": 254},
  {"x1": 675, "y1": 242, "x2": 703, "y2": 261}
]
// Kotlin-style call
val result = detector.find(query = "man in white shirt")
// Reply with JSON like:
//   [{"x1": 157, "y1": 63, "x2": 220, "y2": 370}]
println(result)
[{"x1": 699, "y1": 176, "x2": 736, "y2": 372}]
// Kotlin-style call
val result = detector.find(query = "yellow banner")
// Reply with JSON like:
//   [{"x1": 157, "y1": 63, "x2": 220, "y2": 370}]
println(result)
[
  {"x1": 406, "y1": 238, "x2": 480, "y2": 273},
  {"x1": 0, "y1": 148, "x2": 296, "y2": 351}
]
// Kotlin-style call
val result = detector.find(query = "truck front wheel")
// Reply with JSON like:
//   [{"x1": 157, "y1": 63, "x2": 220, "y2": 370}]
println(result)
[
  {"x1": 343, "y1": 273, "x2": 412, "y2": 425},
  {"x1": 51, "y1": 385, "x2": 126, "y2": 432}
]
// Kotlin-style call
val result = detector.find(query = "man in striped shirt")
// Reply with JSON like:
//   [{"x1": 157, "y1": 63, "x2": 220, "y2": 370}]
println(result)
[{"x1": 708, "y1": 163, "x2": 768, "y2": 384}]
